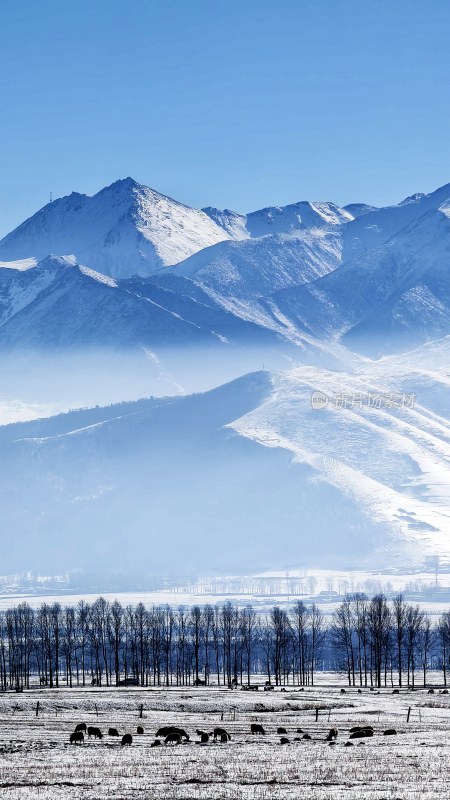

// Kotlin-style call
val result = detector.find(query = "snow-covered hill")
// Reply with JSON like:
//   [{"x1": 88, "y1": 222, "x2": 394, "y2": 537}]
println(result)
[
  {"x1": 0, "y1": 178, "x2": 232, "y2": 278},
  {"x1": 1, "y1": 342, "x2": 449, "y2": 576}
]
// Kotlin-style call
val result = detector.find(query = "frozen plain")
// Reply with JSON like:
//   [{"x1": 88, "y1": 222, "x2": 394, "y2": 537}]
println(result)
[{"x1": 1, "y1": 680, "x2": 450, "y2": 799}]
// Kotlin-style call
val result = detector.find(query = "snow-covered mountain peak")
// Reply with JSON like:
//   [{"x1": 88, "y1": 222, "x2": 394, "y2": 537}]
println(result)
[
  {"x1": 399, "y1": 192, "x2": 426, "y2": 205},
  {"x1": 0, "y1": 179, "x2": 233, "y2": 278}
]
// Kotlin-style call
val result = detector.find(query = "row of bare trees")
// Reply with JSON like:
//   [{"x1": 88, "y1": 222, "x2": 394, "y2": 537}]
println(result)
[
  {"x1": 0, "y1": 598, "x2": 325, "y2": 690},
  {"x1": 0, "y1": 593, "x2": 448, "y2": 691},
  {"x1": 331, "y1": 593, "x2": 445, "y2": 688}
]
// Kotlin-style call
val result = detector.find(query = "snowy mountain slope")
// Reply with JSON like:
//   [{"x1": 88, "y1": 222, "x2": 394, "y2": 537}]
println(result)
[
  {"x1": 266, "y1": 200, "x2": 450, "y2": 353},
  {"x1": 0, "y1": 178, "x2": 232, "y2": 278},
  {"x1": 245, "y1": 200, "x2": 353, "y2": 236},
  {"x1": 1, "y1": 348, "x2": 449, "y2": 576},
  {"x1": 171, "y1": 228, "x2": 343, "y2": 300},
  {"x1": 228, "y1": 352, "x2": 450, "y2": 565},
  {"x1": 0, "y1": 255, "x2": 286, "y2": 350},
  {"x1": 343, "y1": 182, "x2": 450, "y2": 261},
  {"x1": 203, "y1": 200, "x2": 353, "y2": 238},
  {"x1": 201, "y1": 207, "x2": 249, "y2": 239},
  {"x1": 343, "y1": 203, "x2": 378, "y2": 218}
]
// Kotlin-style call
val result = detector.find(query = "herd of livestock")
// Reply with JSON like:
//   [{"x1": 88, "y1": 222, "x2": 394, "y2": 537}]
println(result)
[{"x1": 68, "y1": 722, "x2": 398, "y2": 747}]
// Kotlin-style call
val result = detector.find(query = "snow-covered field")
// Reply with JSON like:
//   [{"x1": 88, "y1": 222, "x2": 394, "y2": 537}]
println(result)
[{"x1": 1, "y1": 680, "x2": 450, "y2": 798}]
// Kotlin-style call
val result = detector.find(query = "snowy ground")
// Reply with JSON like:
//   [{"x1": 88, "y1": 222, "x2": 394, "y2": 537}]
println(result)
[{"x1": 1, "y1": 678, "x2": 450, "y2": 798}]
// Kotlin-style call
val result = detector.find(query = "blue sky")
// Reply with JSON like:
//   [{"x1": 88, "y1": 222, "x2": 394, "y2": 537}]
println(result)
[{"x1": 0, "y1": 0, "x2": 449, "y2": 237}]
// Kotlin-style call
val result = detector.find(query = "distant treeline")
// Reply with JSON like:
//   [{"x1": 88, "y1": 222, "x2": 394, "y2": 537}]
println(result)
[{"x1": 1, "y1": 594, "x2": 449, "y2": 691}]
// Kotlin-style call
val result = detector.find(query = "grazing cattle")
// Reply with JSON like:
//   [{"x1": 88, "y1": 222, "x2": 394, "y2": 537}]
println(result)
[
  {"x1": 345, "y1": 741, "x2": 354, "y2": 747},
  {"x1": 87, "y1": 726, "x2": 103, "y2": 740},
  {"x1": 121, "y1": 734, "x2": 132, "y2": 746},
  {"x1": 350, "y1": 725, "x2": 373, "y2": 733},
  {"x1": 251, "y1": 723, "x2": 265, "y2": 735},
  {"x1": 326, "y1": 727, "x2": 338, "y2": 741},
  {"x1": 392, "y1": 689, "x2": 400, "y2": 694},
  {"x1": 428, "y1": 688, "x2": 435, "y2": 694},
  {"x1": 340, "y1": 688, "x2": 346, "y2": 694},
  {"x1": 108, "y1": 728, "x2": 119, "y2": 737},
  {"x1": 219, "y1": 733, "x2": 229, "y2": 743},
  {"x1": 383, "y1": 729, "x2": 397, "y2": 736},
  {"x1": 75, "y1": 723, "x2": 87, "y2": 733},
  {"x1": 350, "y1": 729, "x2": 373, "y2": 739},
  {"x1": 357, "y1": 689, "x2": 362, "y2": 694},
  {"x1": 196, "y1": 729, "x2": 210, "y2": 743},
  {"x1": 70, "y1": 731, "x2": 84, "y2": 745},
  {"x1": 165, "y1": 732, "x2": 181, "y2": 745},
  {"x1": 150, "y1": 739, "x2": 161, "y2": 747},
  {"x1": 213, "y1": 727, "x2": 231, "y2": 741},
  {"x1": 280, "y1": 737, "x2": 289, "y2": 745},
  {"x1": 277, "y1": 727, "x2": 287, "y2": 735},
  {"x1": 137, "y1": 726, "x2": 144, "y2": 734},
  {"x1": 296, "y1": 728, "x2": 304, "y2": 734},
  {"x1": 302, "y1": 733, "x2": 312, "y2": 740},
  {"x1": 293, "y1": 737, "x2": 302, "y2": 742},
  {"x1": 174, "y1": 728, "x2": 190, "y2": 741},
  {"x1": 442, "y1": 689, "x2": 449, "y2": 695},
  {"x1": 156, "y1": 726, "x2": 189, "y2": 740}
]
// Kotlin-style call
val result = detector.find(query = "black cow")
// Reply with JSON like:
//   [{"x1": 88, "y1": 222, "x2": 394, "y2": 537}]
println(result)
[
  {"x1": 108, "y1": 728, "x2": 120, "y2": 737},
  {"x1": 251, "y1": 723, "x2": 265, "y2": 735},
  {"x1": 70, "y1": 731, "x2": 84, "y2": 745},
  {"x1": 137, "y1": 726, "x2": 144, "y2": 734},
  {"x1": 121, "y1": 734, "x2": 132, "y2": 746},
  {"x1": 213, "y1": 727, "x2": 231, "y2": 741},
  {"x1": 165, "y1": 732, "x2": 181, "y2": 745},
  {"x1": 87, "y1": 726, "x2": 103, "y2": 739},
  {"x1": 156, "y1": 726, "x2": 189, "y2": 740},
  {"x1": 74, "y1": 723, "x2": 87, "y2": 733}
]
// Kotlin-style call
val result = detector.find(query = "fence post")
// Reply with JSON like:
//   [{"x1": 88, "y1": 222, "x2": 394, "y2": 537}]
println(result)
[
  {"x1": 139, "y1": 703, "x2": 143, "y2": 719},
  {"x1": 407, "y1": 706, "x2": 411, "y2": 722},
  {"x1": 36, "y1": 701, "x2": 40, "y2": 717},
  {"x1": 315, "y1": 707, "x2": 319, "y2": 722}
]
